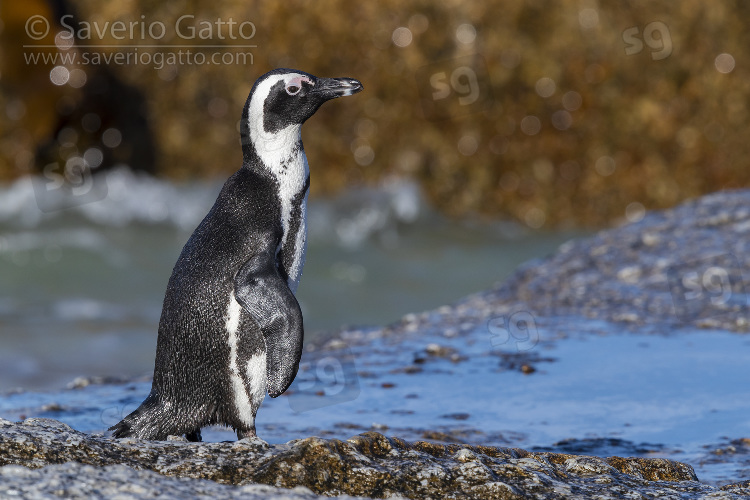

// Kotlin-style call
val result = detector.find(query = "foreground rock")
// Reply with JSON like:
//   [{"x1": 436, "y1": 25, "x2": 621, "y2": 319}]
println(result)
[
  {"x1": 1, "y1": 418, "x2": 748, "y2": 499},
  {"x1": 0, "y1": 462, "x2": 351, "y2": 500}
]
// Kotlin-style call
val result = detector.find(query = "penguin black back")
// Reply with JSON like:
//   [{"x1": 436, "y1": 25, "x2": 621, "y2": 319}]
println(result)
[{"x1": 110, "y1": 69, "x2": 362, "y2": 441}]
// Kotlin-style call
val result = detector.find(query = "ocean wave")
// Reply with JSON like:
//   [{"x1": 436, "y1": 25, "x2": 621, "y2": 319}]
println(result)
[
  {"x1": 0, "y1": 168, "x2": 427, "y2": 249},
  {"x1": 50, "y1": 298, "x2": 151, "y2": 322},
  {"x1": 0, "y1": 228, "x2": 109, "y2": 253},
  {"x1": 0, "y1": 167, "x2": 221, "y2": 231},
  {"x1": 308, "y1": 178, "x2": 423, "y2": 249}
]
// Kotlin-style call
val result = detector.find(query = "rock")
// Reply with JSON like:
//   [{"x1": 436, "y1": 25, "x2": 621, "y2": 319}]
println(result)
[
  {"x1": 722, "y1": 480, "x2": 750, "y2": 496},
  {"x1": 0, "y1": 462, "x2": 353, "y2": 500},
  {"x1": 407, "y1": 189, "x2": 750, "y2": 336},
  {"x1": 499, "y1": 190, "x2": 750, "y2": 332},
  {"x1": 0, "y1": 418, "x2": 741, "y2": 499}
]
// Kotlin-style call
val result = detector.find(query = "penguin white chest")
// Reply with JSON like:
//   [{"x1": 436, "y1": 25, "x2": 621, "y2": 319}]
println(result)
[{"x1": 273, "y1": 145, "x2": 309, "y2": 294}]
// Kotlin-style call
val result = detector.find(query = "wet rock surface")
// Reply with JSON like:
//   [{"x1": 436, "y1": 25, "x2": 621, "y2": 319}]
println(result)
[
  {"x1": 2, "y1": 418, "x2": 746, "y2": 499},
  {"x1": 372, "y1": 190, "x2": 750, "y2": 343},
  {"x1": 488, "y1": 189, "x2": 750, "y2": 332}
]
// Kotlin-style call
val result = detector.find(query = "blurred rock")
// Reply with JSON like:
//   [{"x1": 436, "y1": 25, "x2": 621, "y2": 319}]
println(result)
[
  {"x1": 489, "y1": 189, "x2": 750, "y2": 331},
  {"x1": 3, "y1": 1, "x2": 750, "y2": 226}
]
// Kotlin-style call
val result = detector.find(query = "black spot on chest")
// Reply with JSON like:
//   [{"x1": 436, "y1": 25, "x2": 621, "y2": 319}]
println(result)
[{"x1": 278, "y1": 143, "x2": 303, "y2": 173}]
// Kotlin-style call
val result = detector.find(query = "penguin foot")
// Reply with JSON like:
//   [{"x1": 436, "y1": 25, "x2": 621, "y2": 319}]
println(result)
[
  {"x1": 236, "y1": 428, "x2": 256, "y2": 440},
  {"x1": 185, "y1": 430, "x2": 203, "y2": 442}
]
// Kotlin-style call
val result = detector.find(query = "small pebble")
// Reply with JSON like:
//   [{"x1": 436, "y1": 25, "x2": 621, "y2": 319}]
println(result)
[
  {"x1": 441, "y1": 413, "x2": 470, "y2": 421},
  {"x1": 40, "y1": 403, "x2": 64, "y2": 412}
]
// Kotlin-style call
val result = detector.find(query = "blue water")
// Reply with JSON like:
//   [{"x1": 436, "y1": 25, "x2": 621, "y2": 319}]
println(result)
[
  {"x1": 1, "y1": 320, "x2": 747, "y2": 486},
  {"x1": 0, "y1": 168, "x2": 581, "y2": 390}
]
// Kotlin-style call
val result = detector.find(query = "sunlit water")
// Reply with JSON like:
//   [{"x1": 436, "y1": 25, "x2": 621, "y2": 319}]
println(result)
[{"x1": 0, "y1": 168, "x2": 580, "y2": 390}]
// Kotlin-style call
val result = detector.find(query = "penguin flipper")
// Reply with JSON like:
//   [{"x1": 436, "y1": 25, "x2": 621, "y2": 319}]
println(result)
[{"x1": 234, "y1": 251, "x2": 303, "y2": 398}]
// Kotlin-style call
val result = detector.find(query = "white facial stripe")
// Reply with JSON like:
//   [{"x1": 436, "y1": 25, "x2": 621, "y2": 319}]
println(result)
[
  {"x1": 247, "y1": 74, "x2": 304, "y2": 170},
  {"x1": 225, "y1": 291, "x2": 256, "y2": 428},
  {"x1": 247, "y1": 73, "x2": 311, "y2": 294}
]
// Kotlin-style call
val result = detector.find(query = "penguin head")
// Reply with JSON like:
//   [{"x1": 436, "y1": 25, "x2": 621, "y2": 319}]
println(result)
[{"x1": 241, "y1": 69, "x2": 363, "y2": 163}]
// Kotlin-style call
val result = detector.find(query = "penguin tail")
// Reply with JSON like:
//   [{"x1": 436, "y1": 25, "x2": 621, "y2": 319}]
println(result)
[{"x1": 109, "y1": 391, "x2": 170, "y2": 440}]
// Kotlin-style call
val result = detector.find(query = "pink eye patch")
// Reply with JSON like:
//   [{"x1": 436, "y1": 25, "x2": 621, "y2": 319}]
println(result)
[{"x1": 285, "y1": 75, "x2": 314, "y2": 95}]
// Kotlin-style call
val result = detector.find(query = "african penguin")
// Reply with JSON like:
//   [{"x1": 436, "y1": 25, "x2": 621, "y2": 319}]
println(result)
[{"x1": 109, "y1": 69, "x2": 363, "y2": 441}]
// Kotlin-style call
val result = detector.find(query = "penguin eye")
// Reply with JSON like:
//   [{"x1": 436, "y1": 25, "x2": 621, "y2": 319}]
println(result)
[{"x1": 285, "y1": 75, "x2": 313, "y2": 96}]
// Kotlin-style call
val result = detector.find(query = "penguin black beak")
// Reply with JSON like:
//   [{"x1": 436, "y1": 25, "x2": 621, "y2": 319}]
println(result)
[{"x1": 311, "y1": 77, "x2": 363, "y2": 99}]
